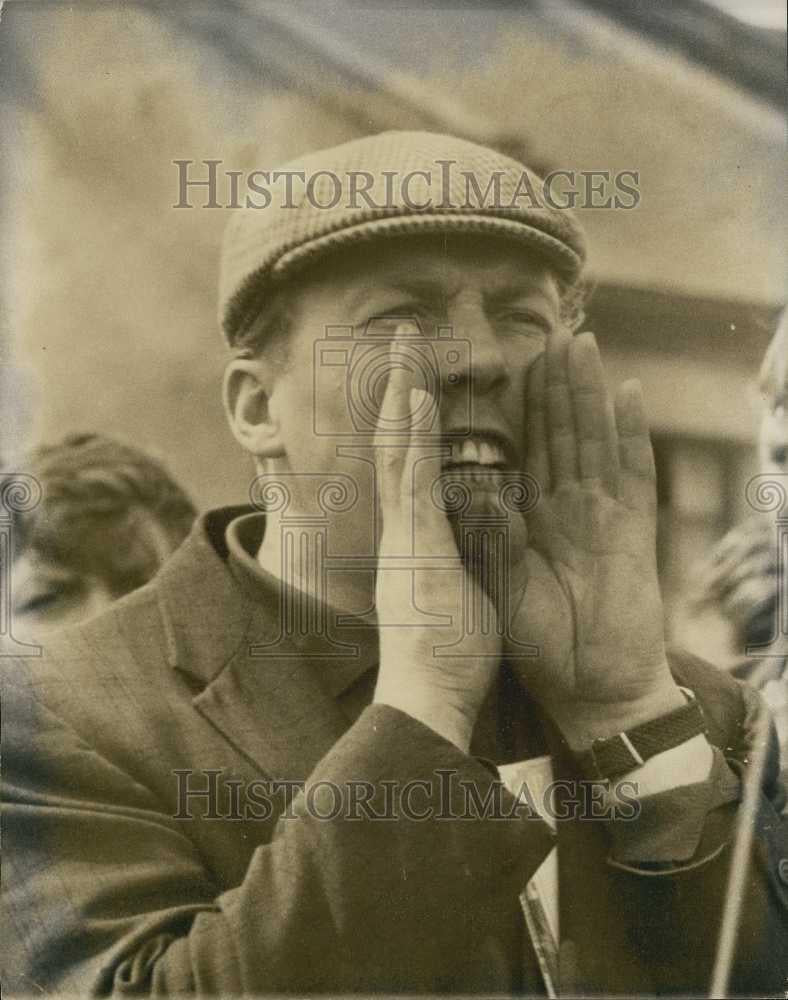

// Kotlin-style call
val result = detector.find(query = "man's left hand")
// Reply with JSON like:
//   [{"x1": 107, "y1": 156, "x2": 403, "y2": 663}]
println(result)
[{"x1": 506, "y1": 329, "x2": 685, "y2": 750}]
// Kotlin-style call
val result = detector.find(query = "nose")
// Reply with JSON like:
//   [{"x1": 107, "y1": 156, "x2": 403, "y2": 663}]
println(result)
[{"x1": 447, "y1": 304, "x2": 508, "y2": 396}]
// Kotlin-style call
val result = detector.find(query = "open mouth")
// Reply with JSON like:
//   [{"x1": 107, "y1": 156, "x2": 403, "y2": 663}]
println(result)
[{"x1": 441, "y1": 433, "x2": 512, "y2": 472}]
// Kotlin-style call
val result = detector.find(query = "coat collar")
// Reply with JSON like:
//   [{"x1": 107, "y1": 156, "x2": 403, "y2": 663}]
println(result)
[
  {"x1": 155, "y1": 507, "x2": 256, "y2": 683},
  {"x1": 156, "y1": 507, "x2": 378, "y2": 688},
  {"x1": 154, "y1": 507, "x2": 376, "y2": 779}
]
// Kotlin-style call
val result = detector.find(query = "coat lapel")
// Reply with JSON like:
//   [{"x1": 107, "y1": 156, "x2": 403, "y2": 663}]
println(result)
[
  {"x1": 192, "y1": 638, "x2": 352, "y2": 783},
  {"x1": 156, "y1": 508, "x2": 354, "y2": 782}
]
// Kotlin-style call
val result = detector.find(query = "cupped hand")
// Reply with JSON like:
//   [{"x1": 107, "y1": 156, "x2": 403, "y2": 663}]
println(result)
[
  {"x1": 506, "y1": 329, "x2": 684, "y2": 748},
  {"x1": 372, "y1": 338, "x2": 502, "y2": 753}
]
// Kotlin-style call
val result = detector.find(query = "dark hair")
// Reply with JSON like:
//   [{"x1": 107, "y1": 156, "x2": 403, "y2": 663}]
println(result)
[{"x1": 3, "y1": 433, "x2": 197, "y2": 593}]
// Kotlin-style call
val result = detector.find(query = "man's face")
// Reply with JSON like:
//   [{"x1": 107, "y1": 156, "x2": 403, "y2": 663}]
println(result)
[
  {"x1": 10, "y1": 507, "x2": 179, "y2": 640},
  {"x1": 263, "y1": 235, "x2": 563, "y2": 546}
]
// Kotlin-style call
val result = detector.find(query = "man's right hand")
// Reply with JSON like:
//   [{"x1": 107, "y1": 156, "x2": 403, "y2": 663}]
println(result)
[{"x1": 372, "y1": 352, "x2": 501, "y2": 754}]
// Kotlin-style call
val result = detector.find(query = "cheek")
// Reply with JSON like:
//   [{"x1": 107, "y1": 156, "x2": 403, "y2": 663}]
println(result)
[
  {"x1": 287, "y1": 336, "x2": 351, "y2": 418},
  {"x1": 498, "y1": 333, "x2": 544, "y2": 376},
  {"x1": 274, "y1": 371, "x2": 351, "y2": 469}
]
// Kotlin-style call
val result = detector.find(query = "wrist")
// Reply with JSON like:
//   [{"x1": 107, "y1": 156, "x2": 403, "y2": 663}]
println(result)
[
  {"x1": 373, "y1": 680, "x2": 475, "y2": 754},
  {"x1": 552, "y1": 678, "x2": 686, "y2": 754}
]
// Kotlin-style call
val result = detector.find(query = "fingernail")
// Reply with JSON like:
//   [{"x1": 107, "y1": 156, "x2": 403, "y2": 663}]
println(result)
[
  {"x1": 620, "y1": 378, "x2": 643, "y2": 401},
  {"x1": 395, "y1": 321, "x2": 419, "y2": 339}
]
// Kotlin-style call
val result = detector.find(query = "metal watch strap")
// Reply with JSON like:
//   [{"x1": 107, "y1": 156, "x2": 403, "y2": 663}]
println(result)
[{"x1": 577, "y1": 692, "x2": 708, "y2": 780}]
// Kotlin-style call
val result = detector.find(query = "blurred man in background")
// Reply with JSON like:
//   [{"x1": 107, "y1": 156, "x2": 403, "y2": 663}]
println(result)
[
  {"x1": 679, "y1": 311, "x2": 788, "y2": 765},
  {"x1": 3, "y1": 432, "x2": 196, "y2": 638}
]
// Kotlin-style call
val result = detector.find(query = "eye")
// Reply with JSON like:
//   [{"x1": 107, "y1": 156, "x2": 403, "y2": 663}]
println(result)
[
  {"x1": 498, "y1": 310, "x2": 552, "y2": 336},
  {"x1": 17, "y1": 579, "x2": 81, "y2": 618},
  {"x1": 18, "y1": 590, "x2": 62, "y2": 615}
]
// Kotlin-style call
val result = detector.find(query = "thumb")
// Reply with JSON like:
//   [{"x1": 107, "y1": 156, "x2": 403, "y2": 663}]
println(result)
[
  {"x1": 374, "y1": 345, "x2": 420, "y2": 514},
  {"x1": 406, "y1": 387, "x2": 456, "y2": 554}
]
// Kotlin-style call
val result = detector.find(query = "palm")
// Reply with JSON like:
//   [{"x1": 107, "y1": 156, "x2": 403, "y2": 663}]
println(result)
[{"x1": 504, "y1": 331, "x2": 671, "y2": 724}]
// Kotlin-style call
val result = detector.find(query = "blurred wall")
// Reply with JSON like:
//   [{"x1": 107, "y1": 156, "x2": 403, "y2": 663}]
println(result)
[{"x1": 2, "y1": 1, "x2": 784, "y2": 519}]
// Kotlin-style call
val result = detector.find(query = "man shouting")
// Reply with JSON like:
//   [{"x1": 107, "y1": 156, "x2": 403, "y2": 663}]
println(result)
[{"x1": 3, "y1": 131, "x2": 785, "y2": 997}]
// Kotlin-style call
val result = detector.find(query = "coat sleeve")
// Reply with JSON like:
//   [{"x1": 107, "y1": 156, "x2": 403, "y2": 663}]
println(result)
[
  {"x1": 554, "y1": 649, "x2": 788, "y2": 996},
  {"x1": 1, "y1": 669, "x2": 555, "y2": 996}
]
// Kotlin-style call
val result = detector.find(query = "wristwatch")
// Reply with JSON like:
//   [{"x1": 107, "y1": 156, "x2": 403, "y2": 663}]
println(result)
[{"x1": 577, "y1": 688, "x2": 708, "y2": 780}]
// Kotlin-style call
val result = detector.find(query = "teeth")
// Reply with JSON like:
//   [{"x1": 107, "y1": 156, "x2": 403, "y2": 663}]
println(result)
[
  {"x1": 448, "y1": 438, "x2": 506, "y2": 467},
  {"x1": 460, "y1": 440, "x2": 480, "y2": 463},
  {"x1": 478, "y1": 442, "x2": 497, "y2": 465}
]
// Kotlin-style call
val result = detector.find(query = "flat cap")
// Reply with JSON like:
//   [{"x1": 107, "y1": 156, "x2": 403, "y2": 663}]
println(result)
[{"x1": 219, "y1": 130, "x2": 587, "y2": 345}]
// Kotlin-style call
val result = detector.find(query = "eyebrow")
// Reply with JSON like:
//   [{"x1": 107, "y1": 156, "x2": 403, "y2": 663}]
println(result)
[
  {"x1": 346, "y1": 279, "x2": 447, "y2": 311},
  {"x1": 349, "y1": 278, "x2": 559, "y2": 314},
  {"x1": 485, "y1": 284, "x2": 558, "y2": 312}
]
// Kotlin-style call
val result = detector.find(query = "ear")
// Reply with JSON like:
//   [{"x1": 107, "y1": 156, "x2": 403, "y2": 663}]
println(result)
[{"x1": 223, "y1": 359, "x2": 285, "y2": 460}]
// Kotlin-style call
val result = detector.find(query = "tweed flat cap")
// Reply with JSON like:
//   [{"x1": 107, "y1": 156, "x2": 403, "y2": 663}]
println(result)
[{"x1": 219, "y1": 130, "x2": 587, "y2": 345}]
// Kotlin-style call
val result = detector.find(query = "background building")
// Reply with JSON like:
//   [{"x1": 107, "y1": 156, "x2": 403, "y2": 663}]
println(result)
[{"x1": 1, "y1": 0, "x2": 784, "y2": 626}]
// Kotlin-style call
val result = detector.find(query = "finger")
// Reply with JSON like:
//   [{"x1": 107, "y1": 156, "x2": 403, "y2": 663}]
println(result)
[
  {"x1": 375, "y1": 331, "x2": 420, "y2": 511},
  {"x1": 722, "y1": 551, "x2": 778, "y2": 591},
  {"x1": 699, "y1": 557, "x2": 766, "y2": 598},
  {"x1": 722, "y1": 579, "x2": 777, "y2": 620},
  {"x1": 602, "y1": 390, "x2": 621, "y2": 497},
  {"x1": 409, "y1": 388, "x2": 452, "y2": 543},
  {"x1": 525, "y1": 354, "x2": 551, "y2": 496},
  {"x1": 568, "y1": 332, "x2": 610, "y2": 487},
  {"x1": 545, "y1": 326, "x2": 578, "y2": 485},
  {"x1": 615, "y1": 379, "x2": 657, "y2": 510},
  {"x1": 713, "y1": 527, "x2": 772, "y2": 564}
]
